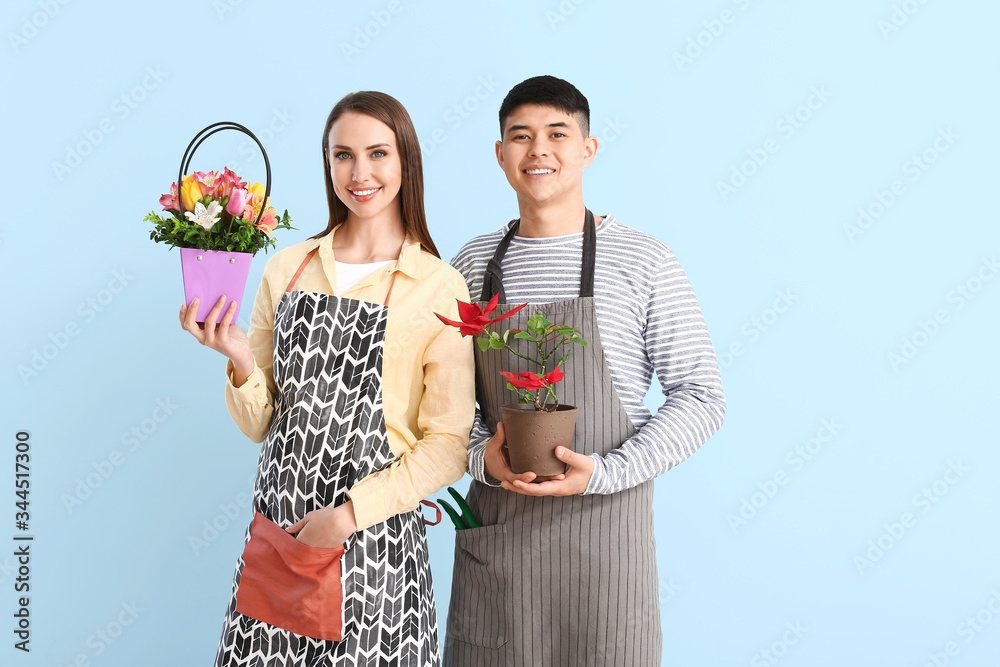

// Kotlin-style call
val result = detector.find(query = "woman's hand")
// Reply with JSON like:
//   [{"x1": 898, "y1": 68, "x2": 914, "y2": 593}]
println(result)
[
  {"x1": 179, "y1": 296, "x2": 255, "y2": 383},
  {"x1": 286, "y1": 502, "x2": 358, "y2": 549}
]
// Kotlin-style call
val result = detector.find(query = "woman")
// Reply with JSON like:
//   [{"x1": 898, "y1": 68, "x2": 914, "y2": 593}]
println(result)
[{"x1": 180, "y1": 91, "x2": 475, "y2": 666}]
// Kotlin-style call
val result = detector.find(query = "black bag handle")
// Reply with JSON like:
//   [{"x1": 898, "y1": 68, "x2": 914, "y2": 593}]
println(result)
[{"x1": 177, "y1": 121, "x2": 272, "y2": 226}]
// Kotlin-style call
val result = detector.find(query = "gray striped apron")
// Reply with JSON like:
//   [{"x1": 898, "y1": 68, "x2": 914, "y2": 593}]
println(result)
[{"x1": 444, "y1": 212, "x2": 662, "y2": 667}]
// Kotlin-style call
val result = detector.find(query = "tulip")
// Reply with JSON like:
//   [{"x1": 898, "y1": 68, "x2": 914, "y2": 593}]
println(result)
[
  {"x1": 180, "y1": 177, "x2": 203, "y2": 212},
  {"x1": 226, "y1": 187, "x2": 250, "y2": 218}
]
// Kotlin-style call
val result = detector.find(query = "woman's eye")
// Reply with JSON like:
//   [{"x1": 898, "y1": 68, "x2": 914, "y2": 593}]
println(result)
[
  {"x1": 334, "y1": 151, "x2": 351, "y2": 160},
  {"x1": 372, "y1": 150, "x2": 387, "y2": 158}
]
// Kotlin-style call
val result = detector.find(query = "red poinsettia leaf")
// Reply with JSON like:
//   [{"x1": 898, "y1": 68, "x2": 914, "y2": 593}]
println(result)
[
  {"x1": 484, "y1": 292, "x2": 500, "y2": 315},
  {"x1": 459, "y1": 324, "x2": 484, "y2": 337},
  {"x1": 456, "y1": 299, "x2": 485, "y2": 324},
  {"x1": 544, "y1": 366, "x2": 566, "y2": 384},
  {"x1": 435, "y1": 313, "x2": 463, "y2": 328},
  {"x1": 487, "y1": 301, "x2": 528, "y2": 325}
]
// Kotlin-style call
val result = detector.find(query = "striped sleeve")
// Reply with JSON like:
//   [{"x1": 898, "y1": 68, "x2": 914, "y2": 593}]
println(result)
[{"x1": 585, "y1": 246, "x2": 726, "y2": 494}]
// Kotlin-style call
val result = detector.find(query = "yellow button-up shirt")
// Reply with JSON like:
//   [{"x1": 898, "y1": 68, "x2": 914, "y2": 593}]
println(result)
[{"x1": 224, "y1": 226, "x2": 475, "y2": 531}]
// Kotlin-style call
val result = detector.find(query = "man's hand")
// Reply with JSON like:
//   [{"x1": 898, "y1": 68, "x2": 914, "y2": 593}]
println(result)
[
  {"x1": 483, "y1": 423, "x2": 548, "y2": 485},
  {"x1": 286, "y1": 502, "x2": 357, "y2": 549},
  {"x1": 501, "y1": 447, "x2": 594, "y2": 497}
]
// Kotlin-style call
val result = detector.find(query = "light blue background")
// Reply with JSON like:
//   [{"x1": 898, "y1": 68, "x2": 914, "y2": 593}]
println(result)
[{"x1": 3, "y1": 1, "x2": 998, "y2": 665}]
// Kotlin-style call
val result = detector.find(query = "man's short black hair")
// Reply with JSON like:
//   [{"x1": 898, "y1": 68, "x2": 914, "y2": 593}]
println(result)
[{"x1": 498, "y1": 75, "x2": 590, "y2": 138}]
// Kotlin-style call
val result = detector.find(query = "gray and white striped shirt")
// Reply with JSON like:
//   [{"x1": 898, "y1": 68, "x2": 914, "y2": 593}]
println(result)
[{"x1": 450, "y1": 214, "x2": 726, "y2": 494}]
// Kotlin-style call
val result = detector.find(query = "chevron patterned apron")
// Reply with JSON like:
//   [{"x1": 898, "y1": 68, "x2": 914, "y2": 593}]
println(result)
[
  {"x1": 215, "y1": 247, "x2": 439, "y2": 667},
  {"x1": 443, "y1": 212, "x2": 661, "y2": 667}
]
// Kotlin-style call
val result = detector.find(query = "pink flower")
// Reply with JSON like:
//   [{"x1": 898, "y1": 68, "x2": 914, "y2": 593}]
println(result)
[
  {"x1": 193, "y1": 170, "x2": 223, "y2": 199},
  {"x1": 256, "y1": 208, "x2": 278, "y2": 236},
  {"x1": 218, "y1": 167, "x2": 246, "y2": 200},
  {"x1": 159, "y1": 182, "x2": 179, "y2": 211},
  {"x1": 226, "y1": 187, "x2": 250, "y2": 218}
]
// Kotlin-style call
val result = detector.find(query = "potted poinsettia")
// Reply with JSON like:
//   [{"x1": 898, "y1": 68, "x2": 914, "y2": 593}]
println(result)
[
  {"x1": 145, "y1": 122, "x2": 293, "y2": 322},
  {"x1": 437, "y1": 295, "x2": 587, "y2": 475}
]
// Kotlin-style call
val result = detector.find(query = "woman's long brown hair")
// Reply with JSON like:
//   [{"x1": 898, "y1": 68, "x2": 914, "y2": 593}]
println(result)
[{"x1": 311, "y1": 91, "x2": 440, "y2": 258}]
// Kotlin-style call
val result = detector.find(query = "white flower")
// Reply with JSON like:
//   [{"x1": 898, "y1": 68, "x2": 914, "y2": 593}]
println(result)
[{"x1": 184, "y1": 200, "x2": 223, "y2": 231}]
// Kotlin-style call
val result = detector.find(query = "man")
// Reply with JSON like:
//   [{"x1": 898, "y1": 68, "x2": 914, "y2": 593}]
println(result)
[{"x1": 443, "y1": 75, "x2": 726, "y2": 667}]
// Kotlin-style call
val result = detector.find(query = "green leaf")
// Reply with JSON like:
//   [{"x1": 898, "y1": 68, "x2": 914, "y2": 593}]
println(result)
[
  {"x1": 489, "y1": 337, "x2": 505, "y2": 350},
  {"x1": 477, "y1": 338, "x2": 490, "y2": 352},
  {"x1": 502, "y1": 330, "x2": 509, "y2": 343},
  {"x1": 527, "y1": 313, "x2": 551, "y2": 333},
  {"x1": 513, "y1": 331, "x2": 536, "y2": 341}
]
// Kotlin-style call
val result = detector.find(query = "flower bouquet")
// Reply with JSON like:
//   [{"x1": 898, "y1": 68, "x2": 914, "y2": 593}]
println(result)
[
  {"x1": 437, "y1": 294, "x2": 587, "y2": 475},
  {"x1": 145, "y1": 121, "x2": 293, "y2": 322}
]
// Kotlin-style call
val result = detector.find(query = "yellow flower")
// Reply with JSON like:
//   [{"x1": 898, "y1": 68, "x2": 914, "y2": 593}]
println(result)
[
  {"x1": 180, "y1": 177, "x2": 204, "y2": 212},
  {"x1": 246, "y1": 182, "x2": 269, "y2": 218}
]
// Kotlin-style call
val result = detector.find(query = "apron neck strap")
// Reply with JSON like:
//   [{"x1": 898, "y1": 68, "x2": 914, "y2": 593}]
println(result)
[
  {"x1": 284, "y1": 245, "x2": 399, "y2": 307},
  {"x1": 285, "y1": 247, "x2": 319, "y2": 292},
  {"x1": 480, "y1": 209, "x2": 596, "y2": 303}
]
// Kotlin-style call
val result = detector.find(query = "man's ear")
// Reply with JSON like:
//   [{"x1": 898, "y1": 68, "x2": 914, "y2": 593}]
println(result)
[
  {"x1": 495, "y1": 139, "x2": 505, "y2": 169},
  {"x1": 583, "y1": 134, "x2": 599, "y2": 168}
]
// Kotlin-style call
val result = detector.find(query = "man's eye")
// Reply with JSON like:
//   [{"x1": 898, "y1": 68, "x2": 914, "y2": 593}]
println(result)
[{"x1": 552, "y1": 133, "x2": 566, "y2": 138}]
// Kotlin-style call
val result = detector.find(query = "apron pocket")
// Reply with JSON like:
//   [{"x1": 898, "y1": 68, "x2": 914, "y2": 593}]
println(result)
[
  {"x1": 236, "y1": 511, "x2": 346, "y2": 641},
  {"x1": 446, "y1": 523, "x2": 509, "y2": 649}
]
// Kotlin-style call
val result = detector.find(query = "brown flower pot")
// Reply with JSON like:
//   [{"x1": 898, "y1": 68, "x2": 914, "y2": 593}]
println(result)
[{"x1": 500, "y1": 404, "x2": 578, "y2": 476}]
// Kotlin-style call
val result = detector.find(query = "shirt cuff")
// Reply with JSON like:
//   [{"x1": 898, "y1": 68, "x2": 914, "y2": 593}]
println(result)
[
  {"x1": 584, "y1": 453, "x2": 610, "y2": 495},
  {"x1": 468, "y1": 441, "x2": 502, "y2": 487},
  {"x1": 226, "y1": 360, "x2": 268, "y2": 407},
  {"x1": 347, "y1": 476, "x2": 390, "y2": 532}
]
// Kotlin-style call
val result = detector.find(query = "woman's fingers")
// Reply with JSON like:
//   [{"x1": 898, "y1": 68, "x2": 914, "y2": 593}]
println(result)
[
  {"x1": 202, "y1": 296, "x2": 228, "y2": 346},
  {"x1": 220, "y1": 299, "x2": 238, "y2": 328},
  {"x1": 181, "y1": 299, "x2": 206, "y2": 342}
]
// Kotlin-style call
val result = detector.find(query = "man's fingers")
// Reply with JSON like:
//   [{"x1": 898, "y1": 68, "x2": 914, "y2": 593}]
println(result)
[{"x1": 554, "y1": 446, "x2": 586, "y2": 465}]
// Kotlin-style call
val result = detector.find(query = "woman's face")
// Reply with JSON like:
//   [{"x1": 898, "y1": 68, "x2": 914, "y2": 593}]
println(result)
[{"x1": 327, "y1": 112, "x2": 403, "y2": 224}]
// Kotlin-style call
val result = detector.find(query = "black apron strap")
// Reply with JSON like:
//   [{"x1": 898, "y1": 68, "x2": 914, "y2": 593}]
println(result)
[
  {"x1": 580, "y1": 209, "x2": 596, "y2": 298},
  {"x1": 479, "y1": 209, "x2": 597, "y2": 303},
  {"x1": 479, "y1": 219, "x2": 521, "y2": 304}
]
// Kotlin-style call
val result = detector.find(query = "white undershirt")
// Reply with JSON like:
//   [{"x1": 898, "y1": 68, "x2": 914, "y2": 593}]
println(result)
[{"x1": 334, "y1": 260, "x2": 393, "y2": 295}]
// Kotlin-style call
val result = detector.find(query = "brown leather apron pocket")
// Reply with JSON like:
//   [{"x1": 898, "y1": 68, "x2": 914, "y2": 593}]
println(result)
[{"x1": 236, "y1": 511, "x2": 346, "y2": 641}]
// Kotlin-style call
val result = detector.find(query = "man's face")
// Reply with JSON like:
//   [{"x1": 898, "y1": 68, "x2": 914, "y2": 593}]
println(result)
[{"x1": 495, "y1": 104, "x2": 597, "y2": 207}]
